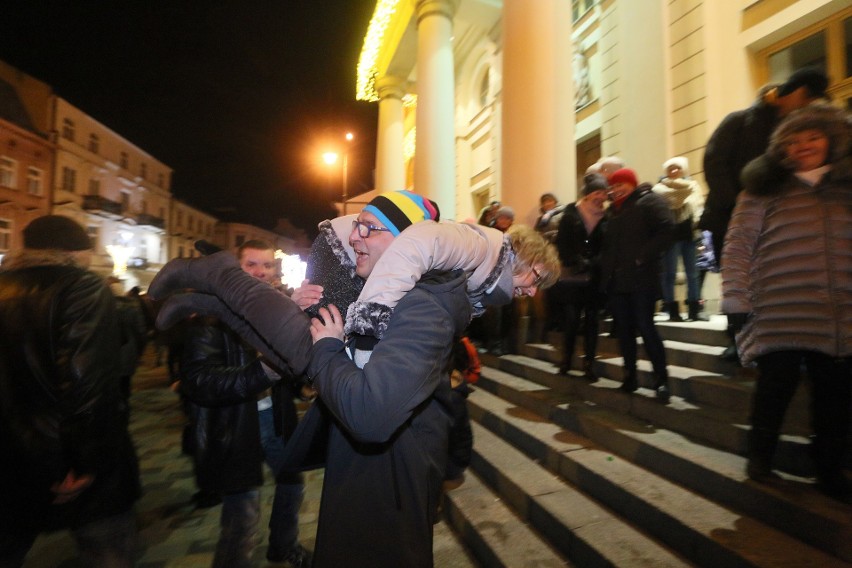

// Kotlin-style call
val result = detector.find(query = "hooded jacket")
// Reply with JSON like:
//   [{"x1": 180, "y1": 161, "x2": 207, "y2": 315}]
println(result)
[
  {"x1": 721, "y1": 149, "x2": 852, "y2": 365},
  {"x1": 0, "y1": 251, "x2": 140, "y2": 532}
]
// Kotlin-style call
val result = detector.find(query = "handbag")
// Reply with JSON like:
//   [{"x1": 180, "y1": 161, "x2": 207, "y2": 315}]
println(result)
[{"x1": 559, "y1": 265, "x2": 592, "y2": 286}]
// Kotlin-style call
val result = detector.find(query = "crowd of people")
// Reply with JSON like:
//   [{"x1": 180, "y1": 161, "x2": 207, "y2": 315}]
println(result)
[{"x1": 0, "y1": 64, "x2": 849, "y2": 568}]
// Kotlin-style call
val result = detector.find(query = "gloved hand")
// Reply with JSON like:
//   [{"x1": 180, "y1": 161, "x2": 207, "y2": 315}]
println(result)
[{"x1": 727, "y1": 312, "x2": 750, "y2": 334}]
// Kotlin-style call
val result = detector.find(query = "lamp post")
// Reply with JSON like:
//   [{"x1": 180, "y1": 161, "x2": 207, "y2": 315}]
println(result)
[
  {"x1": 342, "y1": 132, "x2": 353, "y2": 215},
  {"x1": 323, "y1": 132, "x2": 355, "y2": 215}
]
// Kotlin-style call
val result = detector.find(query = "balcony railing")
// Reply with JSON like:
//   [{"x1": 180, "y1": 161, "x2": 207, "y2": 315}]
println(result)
[
  {"x1": 135, "y1": 213, "x2": 165, "y2": 230},
  {"x1": 82, "y1": 195, "x2": 124, "y2": 218}
]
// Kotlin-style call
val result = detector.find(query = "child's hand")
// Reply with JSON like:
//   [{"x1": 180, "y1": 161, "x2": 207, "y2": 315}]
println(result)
[
  {"x1": 311, "y1": 305, "x2": 344, "y2": 344},
  {"x1": 292, "y1": 280, "x2": 323, "y2": 311}
]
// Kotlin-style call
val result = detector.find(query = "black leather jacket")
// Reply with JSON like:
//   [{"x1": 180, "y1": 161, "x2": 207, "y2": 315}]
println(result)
[
  {"x1": 181, "y1": 319, "x2": 301, "y2": 493},
  {"x1": 0, "y1": 251, "x2": 140, "y2": 532}
]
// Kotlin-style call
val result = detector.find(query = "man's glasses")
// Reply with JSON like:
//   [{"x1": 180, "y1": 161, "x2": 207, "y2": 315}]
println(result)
[{"x1": 352, "y1": 219, "x2": 391, "y2": 238}]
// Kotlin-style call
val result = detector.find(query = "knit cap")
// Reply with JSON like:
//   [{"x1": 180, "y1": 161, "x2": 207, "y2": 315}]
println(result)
[
  {"x1": 23, "y1": 215, "x2": 91, "y2": 251},
  {"x1": 581, "y1": 174, "x2": 608, "y2": 195},
  {"x1": 607, "y1": 168, "x2": 639, "y2": 188},
  {"x1": 363, "y1": 191, "x2": 440, "y2": 236}
]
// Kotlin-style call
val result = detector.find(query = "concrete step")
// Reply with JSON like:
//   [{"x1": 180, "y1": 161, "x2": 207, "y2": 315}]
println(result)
[
  {"x1": 468, "y1": 421, "x2": 693, "y2": 567},
  {"x1": 441, "y1": 468, "x2": 571, "y2": 567},
  {"x1": 480, "y1": 356, "x2": 814, "y2": 473},
  {"x1": 468, "y1": 372, "x2": 852, "y2": 563}
]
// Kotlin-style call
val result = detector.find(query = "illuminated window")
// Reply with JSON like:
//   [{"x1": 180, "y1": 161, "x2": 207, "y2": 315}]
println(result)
[
  {"x1": 768, "y1": 32, "x2": 825, "y2": 83},
  {"x1": 62, "y1": 118, "x2": 75, "y2": 141},
  {"x1": 88, "y1": 178, "x2": 100, "y2": 196},
  {"x1": 572, "y1": 0, "x2": 595, "y2": 22},
  {"x1": 0, "y1": 156, "x2": 17, "y2": 188},
  {"x1": 61, "y1": 166, "x2": 76, "y2": 192},
  {"x1": 761, "y1": 7, "x2": 852, "y2": 102},
  {"x1": 27, "y1": 167, "x2": 43, "y2": 195},
  {"x1": 0, "y1": 218, "x2": 11, "y2": 253}
]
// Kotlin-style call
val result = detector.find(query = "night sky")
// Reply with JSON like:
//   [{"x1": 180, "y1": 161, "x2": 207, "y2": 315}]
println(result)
[{"x1": 1, "y1": 1, "x2": 380, "y2": 238}]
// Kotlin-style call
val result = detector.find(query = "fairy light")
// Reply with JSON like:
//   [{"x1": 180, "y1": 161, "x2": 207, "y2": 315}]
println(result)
[{"x1": 356, "y1": 0, "x2": 401, "y2": 102}]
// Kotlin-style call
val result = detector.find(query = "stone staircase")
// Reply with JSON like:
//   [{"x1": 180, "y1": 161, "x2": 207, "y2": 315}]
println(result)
[{"x1": 441, "y1": 315, "x2": 852, "y2": 567}]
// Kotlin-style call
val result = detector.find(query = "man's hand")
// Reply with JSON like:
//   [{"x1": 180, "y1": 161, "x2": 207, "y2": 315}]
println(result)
[
  {"x1": 311, "y1": 305, "x2": 344, "y2": 344},
  {"x1": 292, "y1": 280, "x2": 324, "y2": 311},
  {"x1": 51, "y1": 470, "x2": 95, "y2": 504}
]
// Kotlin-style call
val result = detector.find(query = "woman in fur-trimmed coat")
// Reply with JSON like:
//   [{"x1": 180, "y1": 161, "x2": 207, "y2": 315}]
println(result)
[{"x1": 721, "y1": 102, "x2": 852, "y2": 501}]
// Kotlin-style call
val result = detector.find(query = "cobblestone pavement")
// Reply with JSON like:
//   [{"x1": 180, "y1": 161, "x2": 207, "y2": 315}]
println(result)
[{"x1": 24, "y1": 355, "x2": 474, "y2": 567}]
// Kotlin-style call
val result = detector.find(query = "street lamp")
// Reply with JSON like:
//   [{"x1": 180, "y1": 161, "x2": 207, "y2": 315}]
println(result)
[{"x1": 323, "y1": 132, "x2": 354, "y2": 215}]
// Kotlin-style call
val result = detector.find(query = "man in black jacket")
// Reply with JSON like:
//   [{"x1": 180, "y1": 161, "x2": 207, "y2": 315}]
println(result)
[
  {"x1": 600, "y1": 169, "x2": 674, "y2": 402},
  {"x1": 180, "y1": 240, "x2": 312, "y2": 568},
  {"x1": 0, "y1": 215, "x2": 140, "y2": 567}
]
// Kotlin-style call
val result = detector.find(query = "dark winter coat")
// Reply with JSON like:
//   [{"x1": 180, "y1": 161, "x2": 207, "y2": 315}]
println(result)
[
  {"x1": 180, "y1": 320, "x2": 275, "y2": 493},
  {"x1": 699, "y1": 97, "x2": 780, "y2": 236},
  {"x1": 721, "y1": 154, "x2": 852, "y2": 365},
  {"x1": 600, "y1": 184, "x2": 674, "y2": 295},
  {"x1": 555, "y1": 202, "x2": 607, "y2": 287},
  {"x1": 0, "y1": 251, "x2": 140, "y2": 533},
  {"x1": 305, "y1": 270, "x2": 471, "y2": 568}
]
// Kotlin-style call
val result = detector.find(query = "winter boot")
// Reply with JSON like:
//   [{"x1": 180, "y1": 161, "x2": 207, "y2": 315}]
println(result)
[
  {"x1": 582, "y1": 359, "x2": 597, "y2": 381},
  {"x1": 653, "y1": 373, "x2": 670, "y2": 403},
  {"x1": 619, "y1": 369, "x2": 638, "y2": 393},
  {"x1": 745, "y1": 426, "x2": 778, "y2": 482},
  {"x1": 665, "y1": 301, "x2": 683, "y2": 322},
  {"x1": 686, "y1": 300, "x2": 709, "y2": 322}
]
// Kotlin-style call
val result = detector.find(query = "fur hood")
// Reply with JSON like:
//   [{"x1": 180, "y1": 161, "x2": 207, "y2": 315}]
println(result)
[
  {"x1": 767, "y1": 102, "x2": 852, "y2": 168},
  {"x1": 0, "y1": 249, "x2": 84, "y2": 272}
]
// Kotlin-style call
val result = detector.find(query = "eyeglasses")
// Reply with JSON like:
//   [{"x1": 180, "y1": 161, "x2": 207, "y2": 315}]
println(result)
[
  {"x1": 531, "y1": 266, "x2": 543, "y2": 287},
  {"x1": 352, "y1": 219, "x2": 391, "y2": 238}
]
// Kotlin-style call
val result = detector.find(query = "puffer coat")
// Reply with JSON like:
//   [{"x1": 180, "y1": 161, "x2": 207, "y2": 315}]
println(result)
[{"x1": 721, "y1": 154, "x2": 852, "y2": 364}]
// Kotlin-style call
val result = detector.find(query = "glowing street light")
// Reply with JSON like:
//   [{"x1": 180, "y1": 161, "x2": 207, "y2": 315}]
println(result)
[{"x1": 322, "y1": 132, "x2": 355, "y2": 215}]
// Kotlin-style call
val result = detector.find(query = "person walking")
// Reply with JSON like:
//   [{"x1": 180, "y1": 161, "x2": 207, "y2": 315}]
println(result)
[{"x1": 0, "y1": 215, "x2": 140, "y2": 567}]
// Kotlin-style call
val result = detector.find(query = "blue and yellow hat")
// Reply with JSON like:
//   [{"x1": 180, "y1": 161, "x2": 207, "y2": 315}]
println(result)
[{"x1": 363, "y1": 191, "x2": 440, "y2": 236}]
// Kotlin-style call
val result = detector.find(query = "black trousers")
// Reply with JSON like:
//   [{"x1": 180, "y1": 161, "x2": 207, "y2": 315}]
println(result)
[
  {"x1": 558, "y1": 282, "x2": 600, "y2": 369},
  {"x1": 752, "y1": 351, "x2": 852, "y2": 480},
  {"x1": 609, "y1": 290, "x2": 668, "y2": 377}
]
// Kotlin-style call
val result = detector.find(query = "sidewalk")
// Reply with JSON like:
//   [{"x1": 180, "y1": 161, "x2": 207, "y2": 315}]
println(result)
[{"x1": 24, "y1": 355, "x2": 473, "y2": 567}]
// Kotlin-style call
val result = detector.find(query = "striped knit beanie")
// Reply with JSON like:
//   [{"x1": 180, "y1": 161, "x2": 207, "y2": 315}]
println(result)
[{"x1": 363, "y1": 191, "x2": 440, "y2": 236}]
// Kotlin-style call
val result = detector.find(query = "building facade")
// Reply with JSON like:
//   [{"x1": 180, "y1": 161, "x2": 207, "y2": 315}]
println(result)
[
  {"x1": 50, "y1": 97, "x2": 174, "y2": 288},
  {"x1": 0, "y1": 62, "x2": 54, "y2": 261},
  {"x1": 356, "y1": 0, "x2": 851, "y2": 225}
]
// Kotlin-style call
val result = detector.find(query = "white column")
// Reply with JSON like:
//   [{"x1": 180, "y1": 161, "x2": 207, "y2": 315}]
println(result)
[
  {"x1": 501, "y1": 0, "x2": 575, "y2": 225},
  {"x1": 414, "y1": 0, "x2": 459, "y2": 219},
  {"x1": 375, "y1": 76, "x2": 407, "y2": 193}
]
